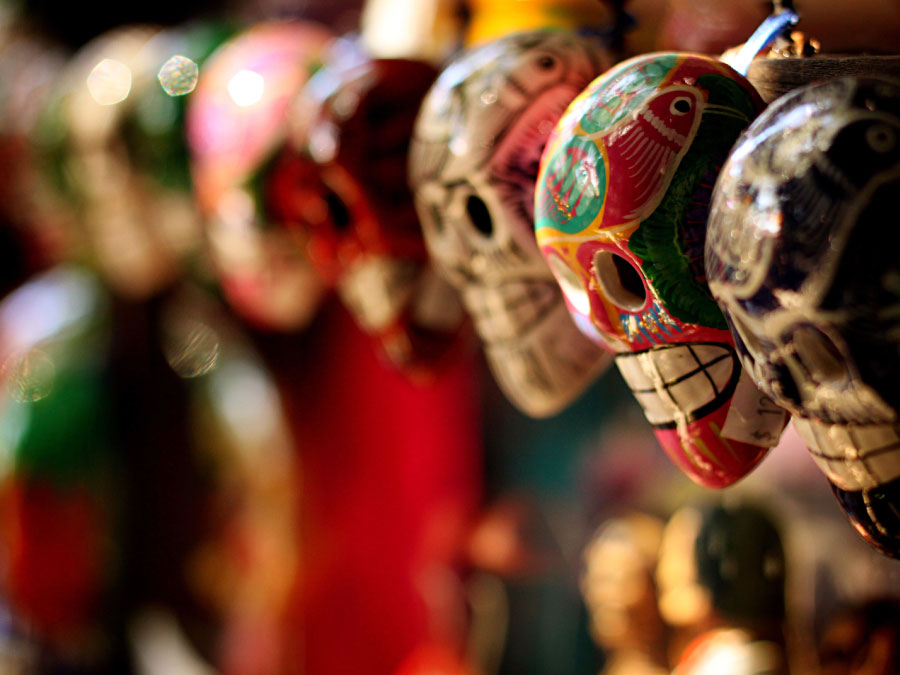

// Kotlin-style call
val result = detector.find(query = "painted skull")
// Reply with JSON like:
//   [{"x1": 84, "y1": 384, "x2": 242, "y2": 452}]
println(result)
[
  {"x1": 535, "y1": 53, "x2": 783, "y2": 487},
  {"x1": 409, "y1": 31, "x2": 616, "y2": 417},
  {"x1": 706, "y1": 77, "x2": 900, "y2": 556},
  {"x1": 186, "y1": 22, "x2": 333, "y2": 330},
  {"x1": 271, "y1": 40, "x2": 468, "y2": 376},
  {"x1": 36, "y1": 24, "x2": 230, "y2": 299}
]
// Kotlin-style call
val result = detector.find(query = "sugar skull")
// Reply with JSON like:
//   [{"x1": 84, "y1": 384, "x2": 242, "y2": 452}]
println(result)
[
  {"x1": 270, "y1": 39, "x2": 468, "y2": 376},
  {"x1": 409, "y1": 31, "x2": 616, "y2": 417},
  {"x1": 535, "y1": 53, "x2": 784, "y2": 487},
  {"x1": 35, "y1": 24, "x2": 231, "y2": 299},
  {"x1": 186, "y1": 22, "x2": 333, "y2": 330},
  {"x1": 706, "y1": 77, "x2": 900, "y2": 556}
]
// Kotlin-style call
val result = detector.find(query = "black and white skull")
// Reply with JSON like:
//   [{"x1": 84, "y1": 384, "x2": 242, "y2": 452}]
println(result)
[
  {"x1": 409, "y1": 31, "x2": 615, "y2": 417},
  {"x1": 706, "y1": 77, "x2": 900, "y2": 556}
]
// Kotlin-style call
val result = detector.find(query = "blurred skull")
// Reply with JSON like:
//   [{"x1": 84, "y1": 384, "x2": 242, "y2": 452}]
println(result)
[
  {"x1": 535, "y1": 52, "x2": 780, "y2": 487},
  {"x1": 37, "y1": 24, "x2": 229, "y2": 299},
  {"x1": 410, "y1": 30, "x2": 616, "y2": 417},
  {"x1": 270, "y1": 38, "x2": 468, "y2": 376},
  {"x1": 0, "y1": 26, "x2": 67, "y2": 293},
  {"x1": 186, "y1": 22, "x2": 333, "y2": 330},
  {"x1": 706, "y1": 76, "x2": 900, "y2": 556}
]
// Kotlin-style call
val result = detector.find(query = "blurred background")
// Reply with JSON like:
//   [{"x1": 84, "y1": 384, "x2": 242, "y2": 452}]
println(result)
[{"x1": 1, "y1": 0, "x2": 900, "y2": 674}]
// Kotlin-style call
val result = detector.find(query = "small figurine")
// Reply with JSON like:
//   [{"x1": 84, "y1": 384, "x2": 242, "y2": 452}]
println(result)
[
  {"x1": 657, "y1": 503, "x2": 787, "y2": 674},
  {"x1": 186, "y1": 21, "x2": 334, "y2": 330},
  {"x1": 272, "y1": 38, "x2": 469, "y2": 377},
  {"x1": 409, "y1": 30, "x2": 616, "y2": 417},
  {"x1": 706, "y1": 76, "x2": 900, "y2": 556},
  {"x1": 534, "y1": 52, "x2": 783, "y2": 487},
  {"x1": 0, "y1": 267, "x2": 120, "y2": 665},
  {"x1": 582, "y1": 513, "x2": 669, "y2": 675}
]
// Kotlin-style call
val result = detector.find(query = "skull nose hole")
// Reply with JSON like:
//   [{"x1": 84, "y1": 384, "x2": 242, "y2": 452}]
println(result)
[
  {"x1": 466, "y1": 195, "x2": 493, "y2": 236},
  {"x1": 593, "y1": 251, "x2": 646, "y2": 312},
  {"x1": 324, "y1": 189, "x2": 351, "y2": 231},
  {"x1": 774, "y1": 364, "x2": 803, "y2": 409},
  {"x1": 792, "y1": 326, "x2": 850, "y2": 385}
]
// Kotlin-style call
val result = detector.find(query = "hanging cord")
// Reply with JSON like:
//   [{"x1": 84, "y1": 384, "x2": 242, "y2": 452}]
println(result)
[{"x1": 727, "y1": 1, "x2": 801, "y2": 76}]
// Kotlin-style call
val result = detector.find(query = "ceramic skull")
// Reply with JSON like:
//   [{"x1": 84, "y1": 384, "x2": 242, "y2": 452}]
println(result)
[
  {"x1": 36, "y1": 24, "x2": 230, "y2": 299},
  {"x1": 706, "y1": 76, "x2": 900, "y2": 556},
  {"x1": 272, "y1": 39, "x2": 468, "y2": 376},
  {"x1": 409, "y1": 30, "x2": 616, "y2": 417},
  {"x1": 535, "y1": 53, "x2": 784, "y2": 487},
  {"x1": 186, "y1": 22, "x2": 333, "y2": 330}
]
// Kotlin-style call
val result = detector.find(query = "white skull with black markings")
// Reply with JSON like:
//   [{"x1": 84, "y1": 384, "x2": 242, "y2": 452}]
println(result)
[{"x1": 409, "y1": 31, "x2": 615, "y2": 417}]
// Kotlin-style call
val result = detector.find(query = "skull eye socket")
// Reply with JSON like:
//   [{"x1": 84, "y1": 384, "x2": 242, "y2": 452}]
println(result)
[
  {"x1": 592, "y1": 251, "x2": 646, "y2": 312},
  {"x1": 466, "y1": 194, "x2": 493, "y2": 236},
  {"x1": 535, "y1": 53, "x2": 558, "y2": 71},
  {"x1": 792, "y1": 326, "x2": 850, "y2": 386},
  {"x1": 866, "y1": 123, "x2": 896, "y2": 153},
  {"x1": 324, "y1": 188, "x2": 351, "y2": 231},
  {"x1": 670, "y1": 96, "x2": 692, "y2": 116}
]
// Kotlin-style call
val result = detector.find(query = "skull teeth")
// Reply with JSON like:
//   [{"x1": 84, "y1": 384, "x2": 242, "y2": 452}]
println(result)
[
  {"x1": 462, "y1": 280, "x2": 559, "y2": 345},
  {"x1": 794, "y1": 418, "x2": 900, "y2": 491},
  {"x1": 616, "y1": 343, "x2": 737, "y2": 427}
]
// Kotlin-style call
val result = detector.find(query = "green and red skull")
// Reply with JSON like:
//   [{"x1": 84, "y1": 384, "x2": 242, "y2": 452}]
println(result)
[{"x1": 535, "y1": 53, "x2": 783, "y2": 487}]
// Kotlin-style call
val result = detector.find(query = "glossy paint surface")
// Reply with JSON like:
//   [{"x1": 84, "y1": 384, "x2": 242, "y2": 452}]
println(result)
[
  {"x1": 706, "y1": 76, "x2": 900, "y2": 555},
  {"x1": 536, "y1": 53, "x2": 779, "y2": 487}
]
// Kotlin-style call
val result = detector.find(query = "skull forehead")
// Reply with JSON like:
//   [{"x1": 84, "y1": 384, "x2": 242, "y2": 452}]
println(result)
[
  {"x1": 411, "y1": 31, "x2": 605, "y2": 184},
  {"x1": 708, "y1": 77, "x2": 900, "y2": 305}
]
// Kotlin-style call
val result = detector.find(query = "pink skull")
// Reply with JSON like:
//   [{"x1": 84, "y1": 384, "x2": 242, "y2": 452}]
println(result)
[{"x1": 186, "y1": 22, "x2": 334, "y2": 331}]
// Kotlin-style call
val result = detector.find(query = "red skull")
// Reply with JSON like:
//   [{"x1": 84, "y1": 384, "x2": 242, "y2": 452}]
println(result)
[{"x1": 266, "y1": 40, "x2": 469, "y2": 377}]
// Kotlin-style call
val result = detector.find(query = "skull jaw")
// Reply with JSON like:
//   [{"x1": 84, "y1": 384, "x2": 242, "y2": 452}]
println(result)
[
  {"x1": 793, "y1": 416, "x2": 900, "y2": 557},
  {"x1": 651, "y1": 410, "x2": 772, "y2": 489},
  {"x1": 211, "y1": 225, "x2": 327, "y2": 332},
  {"x1": 831, "y1": 477, "x2": 900, "y2": 559},
  {"x1": 338, "y1": 256, "x2": 470, "y2": 377},
  {"x1": 616, "y1": 343, "x2": 784, "y2": 488},
  {"x1": 481, "y1": 298, "x2": 612, "y2": 418}
]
